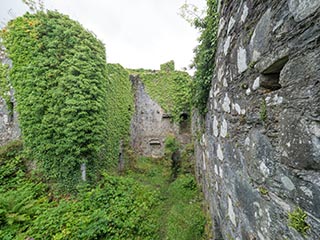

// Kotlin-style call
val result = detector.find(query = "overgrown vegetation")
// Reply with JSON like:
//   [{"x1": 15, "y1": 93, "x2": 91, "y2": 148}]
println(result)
[
  {"x1": 288, "y1": 207, "x2": 310, "y2": 236},
  {"x1": 0, "y1": 4, "x2": 209, "y2": 239},
  {"x1": 0, "y1": 139, "x2": 207, "y2": 239},
  {"x1": 1, "y1": 11, "x2": 134, "y2": 191},
  {"x1": 105, "y1": 64, "x2": 134, "y2": 169},
  {"x1": 0, "y1": 141, "x2": 159, "y2": 240},
  {"x1": 260, "y1": 98, "x2": 267, "y2": 122},
  {"x1": 160, "y1": 60, "x2": 175, "y2": 72},
  {"x1": 129, "y1": 62, "x2": 191, "y2": 122},
  {"x1": 189, "y1": 0, "x2": 219, "y2": 115},
  {"x1": 0, "y1": 63, "x2": 12, "y2": 114},
  {"x1": 128, "y1": 156, "x2": 208, "y2": 240}
]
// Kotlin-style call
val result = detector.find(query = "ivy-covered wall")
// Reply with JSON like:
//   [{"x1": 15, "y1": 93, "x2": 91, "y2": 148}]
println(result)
[
  {"x1": 0, "y1": 63, "x2": 10, "y2": 110},
  {"x1": 1, "y1": 11, "x2": 109, "y2": 190},
  {"x1": 105, "y1": 63, "x2": 133, "y2": 168},
  {"x1": 0, "y1": 62, "x2": 20, "y2": 145},
  {"x1": 129, "y1": 62, "x2": 191, "y2": 122},
  {"x1": 191, "y1": 0, "x2": 219, "y2": 115}
]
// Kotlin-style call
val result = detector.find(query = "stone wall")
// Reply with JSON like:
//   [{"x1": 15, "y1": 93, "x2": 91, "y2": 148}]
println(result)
[
  {"x1": 130, "y1": 75, "x2": 179, "y2": 158},
  {"x1": 0, "y1": 94, "x2": 20, "y2": 146},
  {"x1": 194, "y1": 0, "x2": 320, "y2": 239},
  {"x1": 0, "y1": 55, "x2": 20, "y2": 146}
]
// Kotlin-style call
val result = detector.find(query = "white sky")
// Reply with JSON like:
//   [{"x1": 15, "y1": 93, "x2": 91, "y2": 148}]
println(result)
[{"x1": 0, "y1": 0, "x2": 205, "y2": 72}]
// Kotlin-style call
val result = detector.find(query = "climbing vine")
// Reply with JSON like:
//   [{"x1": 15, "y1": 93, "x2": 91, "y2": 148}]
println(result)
[
  {"x1": 0, "y1": 63, "x2": 12, "y2": 113},
  {"x1": 191, "y1": 0, "x2": 219, "y2": 115},
  {"x1": 105, "y1": 64, "x2": 134, "y2": 168},
  {"x1": 129, "y1": 62, "x2": 191, "y2": 122},
  {"x1": 1, "y1": 11, "x2": 109, "y2": 191}
]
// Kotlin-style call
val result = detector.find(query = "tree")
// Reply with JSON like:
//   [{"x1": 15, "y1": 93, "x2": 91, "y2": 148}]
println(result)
[
  {"x1": 179, "y1": 1, "x2": 205, "y2": 28},
  {"x1": 22, "y1": 0, "x2": 44, "y2": 12},
  {"x1": 180, "y1": 0, "x2": 219, "y2": 115}
]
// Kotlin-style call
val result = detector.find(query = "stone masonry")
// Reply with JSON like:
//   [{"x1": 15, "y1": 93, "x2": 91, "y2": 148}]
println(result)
[
  {"x1": 130, "y1": 75, "x2": 179, "y2": 158},
  {"x1": 194, "y1": 0, "x2": 320, "y2": 239},
  {"x1": 0, "y1": 53, "x2": 20, "y2": 145}
]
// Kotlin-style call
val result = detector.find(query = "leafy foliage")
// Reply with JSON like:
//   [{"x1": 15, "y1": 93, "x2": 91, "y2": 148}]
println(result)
[
  {"x1": 0, "y1": 143, "x2": 159, "y2": 240},
  {"x1": 260, "y1": 98, "x2": 267, "y2": 122},
  {"x1": 164, "y1": 134, "x2": 180, "y2": 154},
  {"x1": 0, "y1": 63, "x2": 12, "y2": 114},
  {"x1": 288, "y1": 207, "x2": 310, "y2": 236},
  {"x1": 191, "y1": 0, "x2": 219, "y2": 115},
  {"x1": 128, "y1": 156, "x2": 208, "y2": 240},
  {"x1": 179, "y1": 1, "x2": 205, "y2": 27},
  {"x1": 105, "y1": 64, "x2": 134, "y2": 169},
  {"x1": 160, "y1": 60, "x2": 175, "y2": 72},
  {"x1": 166, "y1": 175, "x2": 206, "y2": 240},
  {"x1": 1, "y1": 11, "x2": 109, "y2": 190},
  {"x1": 0, "y1": 140, "x2": 24, "y2": 190},
  {"x1": 26, "y1": 174, "x2": 159, "y2": 240},
  {"x1": 129, "y1": 63, "x2": 191, "y2": 122},
  {"x1": 21, "y1": 0, "x2": 44, "y2": 12}
]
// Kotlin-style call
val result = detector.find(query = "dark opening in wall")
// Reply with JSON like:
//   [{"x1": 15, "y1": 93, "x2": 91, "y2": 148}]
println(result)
[
  {"x1": 180, "y1": 112, "x2": 189, "y2": 121},
  {"x1": 260, "y1": 56, "x2": 289, "y2": 91},
  {"x1": 8, "y1": 101, "x2": 14, "y2": 122},
  {"x1": 179, "y1": 112, "x2": 190, "y2": 134},
  {"x1": 149, "y1": 138, "x2": 161, "y2": 146}
]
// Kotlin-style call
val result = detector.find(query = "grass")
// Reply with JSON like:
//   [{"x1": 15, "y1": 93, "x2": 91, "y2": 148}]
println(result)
[{"x1": 128, "y1": 156, "x2": 209, "y2": 240}]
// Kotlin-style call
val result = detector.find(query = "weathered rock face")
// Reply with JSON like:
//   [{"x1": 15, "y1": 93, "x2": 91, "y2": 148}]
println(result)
[
  {"x1": 194, "y1": 0, "x2": 320, "y2": 239},
  {"x1": 0, "y1": 95, "x2": 20, "y2": 146},
  {"x1": 0, "y1": 56, "x2": 20, "y2": 146},
  {"x1": 130, "y1": 75, "x2": 179, "y2": 158}
]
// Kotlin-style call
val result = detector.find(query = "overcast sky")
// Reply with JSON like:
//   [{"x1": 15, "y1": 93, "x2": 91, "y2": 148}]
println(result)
[{"x1": 0, "y1": 0, "x2": 205, "y2": 72}]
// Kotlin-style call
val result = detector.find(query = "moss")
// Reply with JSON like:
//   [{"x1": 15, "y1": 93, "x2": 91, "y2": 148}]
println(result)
[
  {"x1": 248, "y1": 61, "x2": 257, "y2": 69},
  {"x1": 241, "y1": 83, "x2": 248, "y2": 89},
  {"x1": 260, "y1": 99, "x2": 267, "y2": 122},
  {"x1": 288, "y1": 207, "x2": 310, "y2": 236},
  {"x1": 258, "y1": 186, "x2": 268, "y2": 195}
]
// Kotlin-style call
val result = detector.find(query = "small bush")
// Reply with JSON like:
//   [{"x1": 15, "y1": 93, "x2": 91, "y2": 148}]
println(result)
[
  {"x1": 0, "y1": 140, "x2": 24, "y2": 189},
  {"x1": 164, "y1": 135, "x2": 180, "y2": 154}
]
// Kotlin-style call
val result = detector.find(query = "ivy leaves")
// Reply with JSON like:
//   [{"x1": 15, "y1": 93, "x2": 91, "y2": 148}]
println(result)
[
  {"x1": 1, "y1": 11, "x2": 109, "y2": 191},
  {"x1": 191, "y1": 0, "x2": 219, "y2": 115}
]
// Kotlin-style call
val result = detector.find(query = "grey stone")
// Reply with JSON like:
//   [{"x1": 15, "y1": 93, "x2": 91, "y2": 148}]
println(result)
[
  {"x1": 289, "y1": 0, "x2": 320, "y2": 22},
  {"x1": 250, "y1": 8, "x2": 272, "y2": 62},
  {"x1": 194, "y1": 0, "x2": 320, "y2": 239},
  {"x1": 130, "y1": 75, "x2": 181, "y2": 158},
  {"x1": 0, "y1": 56, "x2": 21, "y2": 146}
]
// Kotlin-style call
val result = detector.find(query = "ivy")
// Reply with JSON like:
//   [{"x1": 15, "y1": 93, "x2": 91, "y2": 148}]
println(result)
[
  {"x1": 0, "y1": 63, "x2": 12, "y2": 114},
  {"x1": 1, "y1": 11, "x2": 109, "y2": 191},
  {"x1": 160, "y1": 60, "x2": 175, "y2": 72},
  {"x1": 129, "y1": 62, "x2": 191, "y2": 122},
  {"x1": 105, "y1": 64, "x2": 134, "y2": 169},
  {"x1": 191, "y1": 0, "x2": 219, "y2": 115}
]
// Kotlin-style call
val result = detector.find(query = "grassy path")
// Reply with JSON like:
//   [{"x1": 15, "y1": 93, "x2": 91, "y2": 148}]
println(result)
[{"x1": 127, "y1": 157, "x2": 209, "y2": 240}]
